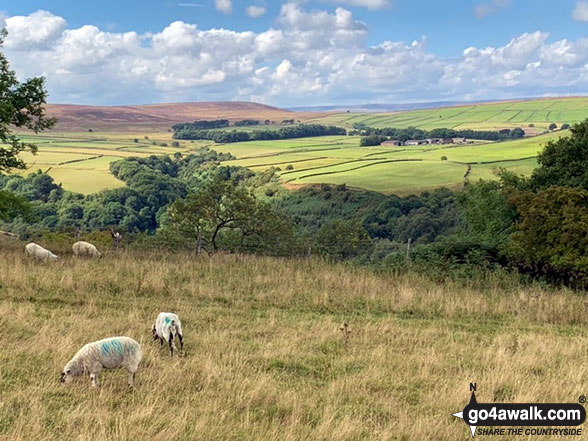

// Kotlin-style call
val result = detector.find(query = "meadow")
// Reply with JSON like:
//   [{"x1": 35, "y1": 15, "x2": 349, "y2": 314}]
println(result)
[
  {"x1": 11, "y1": 96, "x2": 585, "y2": 195},
  {"x1": 1, "y1": 247, "x2": 587, "y2": 440},
  {"x1": 12, "y1": 132, "x2": 213, "y2": 193},
  {"x1": 12, "y1": 129, "x2": 565, "y2": 195},
  {"x1": 304, "y1": 97, "x2": 588, "y2": 132},
  {"x1": 225, "y1": 130, "x2": 566, "y2": 194}
]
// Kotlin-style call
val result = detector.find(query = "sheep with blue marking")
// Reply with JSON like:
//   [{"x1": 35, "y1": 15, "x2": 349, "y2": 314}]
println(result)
[
  {"x1": 60, "y1": 336, "x2": 142, "y2": 388},
  {"x1": 152, "y1": 312, "x2": 184, "y2": 357}
]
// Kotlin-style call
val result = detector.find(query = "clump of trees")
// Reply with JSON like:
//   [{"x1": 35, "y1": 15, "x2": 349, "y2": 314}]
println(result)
[
  {"x1": 234, "y1": 119, "x2": 260, "y2": 127},
  {"x1": 173, "y1": 124, "x2": 346, "y2": 143},
  {"x1": 354, "y1": 125, "x2": 525, "y2": 142},
  {"x1": 360, "y1": 135, "x2": 389, "y2": 146},
  {"x1": 453, "y1": 119, "x2": 588, "y2": 286},
  {"x1": 172, "y1": 120, "x2": 229, "y2": 131}
]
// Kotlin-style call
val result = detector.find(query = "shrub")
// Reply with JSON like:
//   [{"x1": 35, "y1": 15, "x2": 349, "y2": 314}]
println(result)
[{"x1": 285, "y1": 164, "x2": 294, "y2": 171}]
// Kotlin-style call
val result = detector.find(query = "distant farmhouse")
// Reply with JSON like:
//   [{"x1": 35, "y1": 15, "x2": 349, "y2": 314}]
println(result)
[{"x1": 381, "y1": 137, "x2": 468, "y2": 147}]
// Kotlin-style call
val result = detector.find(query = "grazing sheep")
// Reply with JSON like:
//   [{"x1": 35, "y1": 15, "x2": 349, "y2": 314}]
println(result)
[
  {"x1": 152, "y1": 312, "x2": 184, "y2": 357},
  {"x1": 25, "y1": 243, "x2": 58, "y2": 261},
  {"x1": 72, "y1": 241, "x2": 102, "y2": 258},
  {"x1": 61, "y1": 336, "x2": 142, "y2": 388}
]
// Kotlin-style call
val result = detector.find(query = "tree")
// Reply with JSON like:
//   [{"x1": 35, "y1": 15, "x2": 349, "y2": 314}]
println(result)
[
  {"x1": 314, "y1": 220, "x2": 372, "y2": 260},
  {"x1": 0, "y1": 29, "x2": 56, "y2": 173},
  {"x1": 530, "y1": 120, "x2": 588, "y2": 190},
  {"x1": 167, "y1": 172, "x2": 280, "y2": 253},
  {"x1": 0, "y1": 190, "x2": 32, "y2": 221},
  {"x1": 549, "y1": 123, "x2": 557, "y2": 130},
  {"x1": 507, "y1": 186, "x2": 588, "y2": 284},
  {"x1": 456, "y1": 179, "x2": 517, "y2": 248}
]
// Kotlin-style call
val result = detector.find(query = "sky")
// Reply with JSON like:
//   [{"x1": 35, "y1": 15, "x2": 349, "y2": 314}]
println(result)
[{"x1": 0, "y1": 0, "x2": 587, "y2": 107}]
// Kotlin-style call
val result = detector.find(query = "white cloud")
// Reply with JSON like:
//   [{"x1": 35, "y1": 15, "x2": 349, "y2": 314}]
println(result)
[
  {"x1": 5, "y1": 10, "x2": 67, "y2": 50},
  {"x1": 215, "y1": 0, "x2": 233, "y2": 14},
  {"x1": 321, "y1": 0, "x2": 390, "y2": 10},
  {"x1": 246, "y1": 5, "x2": 267, "y2": 18},
  {"x1": 3, "y1": 8, "x2": 588, "y2": 106},
  {"x1": 573, "y1": 1, "x2": 588, "y2": 21},
  {"x1": 475, "y1": 0, "x2": 512, "y2": 18}
]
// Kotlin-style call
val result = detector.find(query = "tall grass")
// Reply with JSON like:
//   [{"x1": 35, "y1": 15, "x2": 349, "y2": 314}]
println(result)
[{"x1": 1, "y1": 249, "x2": 587, "y2": 440}]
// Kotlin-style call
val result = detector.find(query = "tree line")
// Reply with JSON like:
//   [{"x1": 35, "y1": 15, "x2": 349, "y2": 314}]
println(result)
[
  {"x1": 354, "y1": 125, "x2": 526, "y2": 143},
  {"x1": 173, "y1": 124, "x2": 347, "y2": 143}
]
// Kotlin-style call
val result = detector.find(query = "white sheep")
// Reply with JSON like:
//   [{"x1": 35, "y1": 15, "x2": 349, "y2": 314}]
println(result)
[
  {"x1": 72, "y1": 241, "x2": 102, "y2": 258},
  {"x1": 152, "y1": 312, "x2": 184, "y2": 357},
  {"x1": 60, "y1": 336, "x2": 142, "y2": 388},
  {"x1": 25, "y1": 243, "x2": 58, "y2": 261}
]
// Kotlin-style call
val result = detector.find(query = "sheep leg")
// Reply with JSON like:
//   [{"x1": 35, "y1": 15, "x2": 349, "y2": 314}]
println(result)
[
  {"x1": 168, "y1": 335, "x2": 175, "y2": 358},
  {"x1": 178, "y1": 333, "x2": 184, "y2": 352},
  {"x1": 90, "y1": 373, "x2": 100, "y2": 388},
  {"x1": 128, "y1": 371, "x2": 136, "y2": 387},
  {"x1": 90, "y1": 364, "x2": 103, "y2": 388}
]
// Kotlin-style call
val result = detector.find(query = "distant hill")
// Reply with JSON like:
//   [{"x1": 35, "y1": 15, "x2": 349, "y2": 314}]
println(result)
[
  {"x1": 288, "y1": 97, "x2": 582, "y2": 113},
  {"x1": 288, "y1": 100, "x2": 496, "y2": 112},
  {"x1": 45, "y1": 101, "x2": 309, "y2": 132}
]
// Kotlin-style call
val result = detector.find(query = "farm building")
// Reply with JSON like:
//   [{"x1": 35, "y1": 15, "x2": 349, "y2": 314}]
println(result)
[{"x1": 381, "y1": 140, "x2": 403, "y2": 146}]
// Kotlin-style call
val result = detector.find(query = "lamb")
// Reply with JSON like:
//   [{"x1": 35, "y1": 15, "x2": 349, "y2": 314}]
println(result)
[
  {"x1": 25, "y1": 243, "x2": 58, "y2": 261},
  {"x1": 152, "y1": 312, "x2": 184, "y2": 357},
  {"x1": 72, "y1": 241, "x2": 102, "y2": 258},
  {"x1": 60, "y1": 336, "x2": 142, "y2": 388}
]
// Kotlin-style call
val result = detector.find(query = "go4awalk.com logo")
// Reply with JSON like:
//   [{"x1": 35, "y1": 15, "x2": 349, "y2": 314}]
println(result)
[{"x1": 452, "y1": 384, "x2": 586, "y2": 437}]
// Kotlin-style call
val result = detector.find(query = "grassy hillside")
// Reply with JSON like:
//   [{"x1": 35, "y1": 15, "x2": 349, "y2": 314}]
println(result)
[
  {"x1": 11, "y1": 97, "x2": 585, "y2": 194},
  {"x1": 225, "y1": 130, "x2": 567, "y2": 194},
  {"x1": 12, "y1": 132, "x2": 212, "y2": 193},
  {"x1": 12, "y1": 129, "x2": 567, "y2": 195},
  {"x1": 1, "y1": 249, "x2": 587, "y2": 440},
  {"x1": 305, "y1": 97, "x2": 588, "y2": 132}
]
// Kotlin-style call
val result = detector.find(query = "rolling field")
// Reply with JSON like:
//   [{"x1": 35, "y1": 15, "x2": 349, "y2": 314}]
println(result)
[
  {"x1": 225, "y1": 130, "x2": 566, "y2": 194},
  {"x1": 305, "y1": 97, "x2": 588, "y2": 131},
  {"x1": 12, "y1": 132, "x2": 212, "y2": 194},
  {"x1": 1, "y1": 249, "x2": 587, "y2": 440},
  {"x1": 9, "y1": 97, "x2": 584, "y2": 195},
  {"x1": 11, "y1": 129, "x2": 566, "y2": 195}
]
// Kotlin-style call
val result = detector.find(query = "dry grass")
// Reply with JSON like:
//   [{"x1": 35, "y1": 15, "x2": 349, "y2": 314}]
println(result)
[{"x1": 1, "y1": 249, "x2": 587, "y2": 440}]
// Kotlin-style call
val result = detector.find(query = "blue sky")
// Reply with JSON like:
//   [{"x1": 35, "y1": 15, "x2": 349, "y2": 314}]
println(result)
[{"x1": 1, "y1": 0, "x2": 587, "y2": 106}]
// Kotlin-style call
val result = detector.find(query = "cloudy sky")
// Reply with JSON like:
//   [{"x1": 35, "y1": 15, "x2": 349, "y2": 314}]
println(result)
[{"x1": 1, "y1": 0, "x2": 587, "y2": 106}]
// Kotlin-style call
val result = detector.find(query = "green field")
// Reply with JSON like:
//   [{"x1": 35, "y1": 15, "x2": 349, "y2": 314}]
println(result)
[
  {"x1": 223, "y1": 131, "x2": 565, "y2": 193},
  {"x1": 9, "y1": 97, "x2": 584, "y2": 195},
  {"x1": 1, "y1": 249, "x2": 587, "y2": 441},
  {"x1": 10, "y1": 129, "x2": 566, "y2": 195},
  {"x1": 12, "y1": 132, "x2": 212, "y2": 194},
  {"x1": 305, "y1": 97, "x2": 588, "y2": 131}
]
